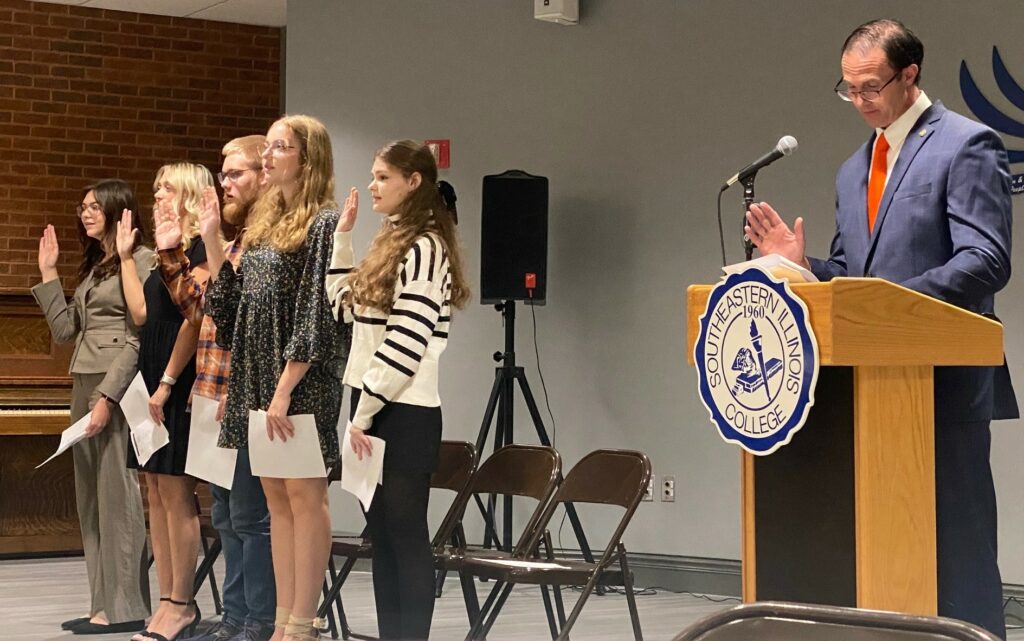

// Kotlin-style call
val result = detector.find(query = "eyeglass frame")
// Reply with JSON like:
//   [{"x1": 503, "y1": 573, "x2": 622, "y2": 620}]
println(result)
[
  {"x1": 217, "y1": 167, "x2": 260, "y2": 184},
  {"x1": 259, "y1": 140, "x2": 299, "y2": 156},
  {"x1": 75, "y1": 202, "x2": 104, "y2": 217},
  {"x1": 834, "y1": 68, "x2": 903, "y2": 103}
]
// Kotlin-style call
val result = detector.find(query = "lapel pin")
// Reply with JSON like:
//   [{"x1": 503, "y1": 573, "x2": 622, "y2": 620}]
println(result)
[{"x1": 918, "y1": 128, "x2": 927, "y2": 137}]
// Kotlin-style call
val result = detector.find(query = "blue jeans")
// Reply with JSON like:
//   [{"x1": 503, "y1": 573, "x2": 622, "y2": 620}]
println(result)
[{"x1": 210, "y1": 448, "x2": 275, "y2": 626}]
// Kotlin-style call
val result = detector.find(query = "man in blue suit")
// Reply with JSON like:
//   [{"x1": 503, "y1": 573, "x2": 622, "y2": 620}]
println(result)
[{"x1": 745, "y1": 18, "x2": 1016, "y2": 638}]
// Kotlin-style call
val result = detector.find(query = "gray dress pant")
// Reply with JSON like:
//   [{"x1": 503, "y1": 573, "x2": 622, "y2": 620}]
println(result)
[{"x1": 71, "y1": 373, "x2": 151, "y2": 623}]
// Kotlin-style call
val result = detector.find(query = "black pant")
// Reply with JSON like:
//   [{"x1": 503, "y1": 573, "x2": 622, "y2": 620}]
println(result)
[
  {"x1": 935, "y1": 419, "x2": 1005, "y2": 639},
  {"x1": 364, "y1": 471, "x2": 434, "y2": 641}
]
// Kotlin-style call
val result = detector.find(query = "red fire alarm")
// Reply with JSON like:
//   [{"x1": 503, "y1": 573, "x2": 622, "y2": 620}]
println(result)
[{"x1": 424, "y1": 139, "x2": 450, "y2": 169}]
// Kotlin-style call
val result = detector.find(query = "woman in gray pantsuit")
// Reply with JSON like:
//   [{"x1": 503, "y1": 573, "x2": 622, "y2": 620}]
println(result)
[{"x1": 32, "y1": 179, "x2": 153, "y2": 635}]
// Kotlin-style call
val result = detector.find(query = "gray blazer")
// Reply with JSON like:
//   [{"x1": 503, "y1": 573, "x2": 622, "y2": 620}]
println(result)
[{"x1": 32, "y1": 246, "x2": 155, "y2": 402}]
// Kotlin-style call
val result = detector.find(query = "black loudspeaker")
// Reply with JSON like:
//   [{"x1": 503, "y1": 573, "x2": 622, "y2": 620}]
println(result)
[{"x1": 480, "y1": 170, "x2": 548, "y2": 304}]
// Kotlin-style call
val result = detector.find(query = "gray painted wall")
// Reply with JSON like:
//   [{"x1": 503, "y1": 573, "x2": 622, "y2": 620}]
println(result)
[{"x1": 285, "y1": 1, "x2": 1024, "y2": 581}]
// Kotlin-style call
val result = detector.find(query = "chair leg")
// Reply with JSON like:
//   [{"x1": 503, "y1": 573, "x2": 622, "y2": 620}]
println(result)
[
  {"x1": 538, "y1": 531, "x2": 560, "y2": 638},
  {"x1": 206, "y1": 539, "x2": 223, "y2": 615},
  {"x1": 618, "y1": 545, "x2": 643, "y2": 641},
  {"x1": 479, "y1": 581, "x2": 515, "y2": 640},
  {"x1": 192, "y1": 537, "x2": 221, "y2": 599},
  {"x1": 458, "y1": 568, "x2": 481, "y2": 627},
  {"x1": 452, "y1": 529, "x2": 481, "y2": 626},
  {"x1": 553, "y1": 583, "x2": 567, "y2": 629},
  {"x1": 554, "y1": 571, "x2": 602, "y2": 641},
  {"x1": 539, "y1": 584, "x2": 559, "y2": 640},
  {"x1": 435, "y1": 566, "x2": 448, "y2": 598},
  {"x1": 321, "y1": 575, "x2": 338, "y2": 639},
  {"x1": 540, "y1": 530, "x2": 567, "y2": 629},
  {"x1": 328, "y1": 556, "x2": 351, "y2": 640},
  {"x1": 465, "y1": 580, "x2": 504, "y2": 641},
  {"x1": 317, "y1": 555, "x2": 355, "y2": 640}
]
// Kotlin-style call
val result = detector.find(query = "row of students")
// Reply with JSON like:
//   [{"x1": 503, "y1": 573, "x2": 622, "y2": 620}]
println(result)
[{"x1": 35, "y1": 114, "x2": 466, "y2": 641}]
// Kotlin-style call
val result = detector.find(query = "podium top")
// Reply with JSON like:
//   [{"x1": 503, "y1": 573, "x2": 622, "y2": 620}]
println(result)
[{"x1": 686, "y1": 277, "x2": 1003, "y2": 367}]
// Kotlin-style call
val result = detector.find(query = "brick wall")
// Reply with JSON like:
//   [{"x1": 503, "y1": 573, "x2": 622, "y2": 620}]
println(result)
[{"x1": 0, "y1": 0, "x2": 281, "y2": 291}]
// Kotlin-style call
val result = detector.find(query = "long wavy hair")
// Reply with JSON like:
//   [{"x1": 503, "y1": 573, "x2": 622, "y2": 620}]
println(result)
[
  {"x1": 347, "y1": 140, "x2": 470, "y2": 312},
  {"x1": 153, "y1": 162, "x2": 214, "y2": 251},
  {"x1": 77, "y1": 179, "x2": 145, "y2": 283},
  {"x1": 243, "y1": 115, "x2": 336, "y2": 253}
]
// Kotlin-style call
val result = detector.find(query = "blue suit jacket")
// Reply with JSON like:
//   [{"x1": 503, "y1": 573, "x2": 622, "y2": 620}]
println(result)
[{"x1": 808, "y1": 101, "x2": 1017, "y2": 422}]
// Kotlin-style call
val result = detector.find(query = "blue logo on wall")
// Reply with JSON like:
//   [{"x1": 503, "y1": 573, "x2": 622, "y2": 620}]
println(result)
[
  {"x1": 694, "y1": 268, "x2": 819, "y2": 455},
  {"x1": 961, "y1": 47, "x2": 1024, "y2": 194}
]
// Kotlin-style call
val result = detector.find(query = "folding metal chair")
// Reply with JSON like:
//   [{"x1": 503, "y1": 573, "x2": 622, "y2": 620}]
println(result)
[
  {"x1": 462, "y1": 448, "x2": 651, "y2": 641},
  {"x1": 671, "y1": 601, "x2": 1002, "y2": 641}
]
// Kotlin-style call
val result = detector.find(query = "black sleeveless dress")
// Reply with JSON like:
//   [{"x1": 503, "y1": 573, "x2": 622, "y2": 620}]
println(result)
[{"x1": 127, "y1": 238, "x2": 206, "y2": 475}]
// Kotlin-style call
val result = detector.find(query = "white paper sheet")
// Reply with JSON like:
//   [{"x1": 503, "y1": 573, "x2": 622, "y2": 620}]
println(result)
[
  {"x1": 248, "y1": 410, "x2": 327, "y2": 479},
  {"x1": 340, "y1": 426, "x2": 386, "y2": 510},
  {"x1": 36, "y1": 414, "x2": 91, "y2": 468},
  {"x1": 722, "y1": 253, "x2": 819, "y2": 283},
  {"x1": 121, "y1": 372, "x2": 170, "y2": 466},
  {"x1": 184, "y1": 395, "x2": 237, "y2": 490}
]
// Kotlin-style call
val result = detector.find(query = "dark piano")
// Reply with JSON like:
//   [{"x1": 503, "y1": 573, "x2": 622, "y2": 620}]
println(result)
[{"x1": 0, "y1": 291, "x2": 80, "y2": 556}]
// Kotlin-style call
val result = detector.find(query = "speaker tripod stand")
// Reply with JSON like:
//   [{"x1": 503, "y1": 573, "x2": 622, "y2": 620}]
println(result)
[{"x1": 474, "y1": 299, "x2": 594, "y2": 562}]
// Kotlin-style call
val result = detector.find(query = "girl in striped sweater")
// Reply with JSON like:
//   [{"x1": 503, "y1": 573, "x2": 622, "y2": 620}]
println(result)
[{"x1": 326, "y1": 140, "x2": 469, "y2": 640}]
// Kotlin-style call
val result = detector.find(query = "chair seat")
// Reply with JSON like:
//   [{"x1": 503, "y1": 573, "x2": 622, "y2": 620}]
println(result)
[
  {"x1": 434, "y1": 545, "x2": 516, "y2": 571},
  {"x1": 331, "y1": 536, "x2": 373, "y2": 558},
  {"x1": 460, "y1": 555, "x2": 629, "y2": 586}
]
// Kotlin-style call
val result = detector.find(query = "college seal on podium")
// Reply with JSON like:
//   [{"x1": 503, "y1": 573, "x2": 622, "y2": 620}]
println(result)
[{"x1": 694, "y1": 267, "x2": 819, "y2": 455}]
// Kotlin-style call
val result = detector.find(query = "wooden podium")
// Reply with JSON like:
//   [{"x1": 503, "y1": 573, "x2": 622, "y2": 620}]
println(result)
[{"x1": 686, "y1": 277, "x2": 1004, "y2": 616}]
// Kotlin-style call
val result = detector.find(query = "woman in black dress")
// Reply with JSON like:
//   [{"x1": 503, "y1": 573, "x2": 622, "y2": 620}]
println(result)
[{"x1": 118, "y1": 162, "x2": 213, "y2": 641}]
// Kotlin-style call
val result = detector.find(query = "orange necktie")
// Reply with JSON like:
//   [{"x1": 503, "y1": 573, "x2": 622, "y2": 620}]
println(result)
[{"x1": 867, "y1": 132, "x2": 890, "y2": 233}]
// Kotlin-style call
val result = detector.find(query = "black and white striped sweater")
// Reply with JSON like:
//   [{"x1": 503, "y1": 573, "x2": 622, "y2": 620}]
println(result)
[{"x1": 326, "y1": 230, "x2": 452, "y2": 430}]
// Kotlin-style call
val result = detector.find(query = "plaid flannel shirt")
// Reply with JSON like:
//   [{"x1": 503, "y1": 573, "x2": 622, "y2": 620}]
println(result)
[{"x1": 158, "y1": 239, "x2": 243, "y2": 403}]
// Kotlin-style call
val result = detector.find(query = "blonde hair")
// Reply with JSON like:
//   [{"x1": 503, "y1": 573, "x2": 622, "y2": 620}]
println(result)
[
  {"x1": 153, "y1": 162, "x2": 215, "y2": 250},
  {"x1": 348, "y1": 140, "x2": 470, "y2": 312},
  {"x1": 243, "y1": 115, "x2": 336, "y2": 253},
  {"x1": 222, "y1": 134, "x2": 266, "y2": 166}
]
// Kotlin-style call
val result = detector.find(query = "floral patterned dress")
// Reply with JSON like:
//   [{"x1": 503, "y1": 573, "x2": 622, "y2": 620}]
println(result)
[{"x1": 206, "y1": 208, "x2": 350, "y2": 465}]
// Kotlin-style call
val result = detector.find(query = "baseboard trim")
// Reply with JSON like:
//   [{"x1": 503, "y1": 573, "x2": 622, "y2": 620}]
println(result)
[
  {"x1": 621, "y1": 553, "x2": 741, "y2": 596},
  {"x1": 328, "y1": 534, "x2": 1024, "y2": 612}
]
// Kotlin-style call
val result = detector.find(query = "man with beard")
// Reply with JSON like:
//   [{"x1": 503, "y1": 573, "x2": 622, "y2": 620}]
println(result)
[{"x1": 155, "y1": 135, "x2": 276, "y2": 641}]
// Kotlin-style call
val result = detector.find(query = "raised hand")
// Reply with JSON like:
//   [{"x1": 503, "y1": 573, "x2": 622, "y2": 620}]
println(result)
[
  {"x1": 199, "y1": 187, "x2": 221, "y2": 244},
  {"x1": 115, "y1": 209, "x2": 138, "y2": 261},
  {"x1": 153, "y1": 199, "x2": 182, "y2": 250},
  {"x1": 744, "y1": 202, "x2": 808, "y2": 266},
  {"x1": 336, "y1": 187, "x2": 358, "y2": 233},
  {"x1": 37, "y1": 224, "x2": 60, "y2": 281}
]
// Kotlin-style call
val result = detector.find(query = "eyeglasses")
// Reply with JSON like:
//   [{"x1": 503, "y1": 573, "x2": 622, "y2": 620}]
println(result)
[
  {"x1": 217, "y1": 168, "x2": 259, "y2": 184},
  {"x1": 76, "y1": 202, "x2": 103, "y2": 217},
  {"x1": 259, "y1": 140, "x2": 298, "y2": 156},
  {"x1": 834, "y1": 70, "x2": 902, "y2": 103}
]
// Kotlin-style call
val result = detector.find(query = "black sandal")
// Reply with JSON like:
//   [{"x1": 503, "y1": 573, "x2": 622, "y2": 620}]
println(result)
[{"x1": 133, "y1": 599, "x2": 200, "y2": 641}]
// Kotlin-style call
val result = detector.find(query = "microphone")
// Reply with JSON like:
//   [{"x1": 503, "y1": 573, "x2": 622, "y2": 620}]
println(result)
[{"x1": 721, "y1": 135, "x2": 798, "y2": 190}]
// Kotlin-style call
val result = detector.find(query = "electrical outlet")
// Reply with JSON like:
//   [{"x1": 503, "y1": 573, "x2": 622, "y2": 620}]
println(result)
[
  {"x1": 642, "y1": 475, "x2": 654, "y2": 501},
  {"x1": 661, "y1": 475, "x2": 675, "y2": 502}
]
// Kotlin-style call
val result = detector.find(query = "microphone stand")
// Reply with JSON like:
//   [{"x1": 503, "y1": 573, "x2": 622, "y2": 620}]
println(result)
[{"x1": 741, "y1": 173, "x2": 757, "y2": 261}]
